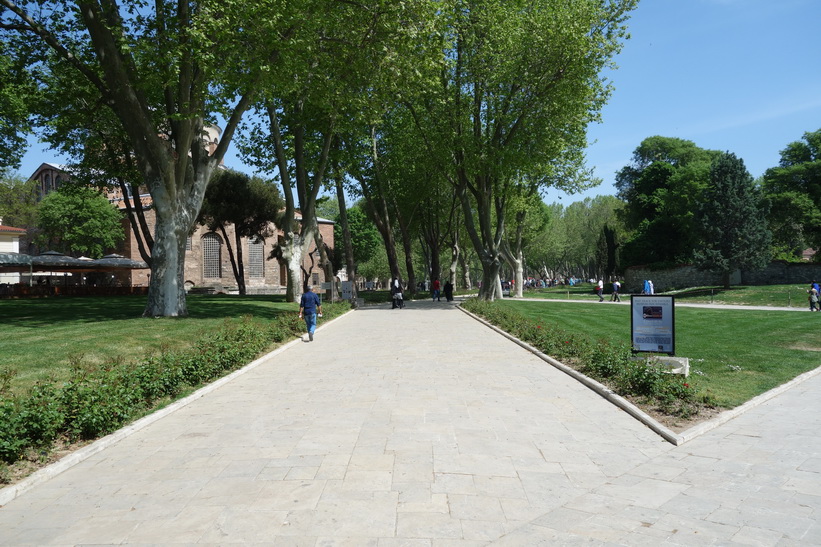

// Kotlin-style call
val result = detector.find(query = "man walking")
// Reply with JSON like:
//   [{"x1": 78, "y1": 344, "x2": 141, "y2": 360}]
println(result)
[
  {"x1": 298, "y1": 285, "x2": 323, "y2": 341},
  {"x1": 611, "y1": 279, "x2": 621, "y2": 302}
]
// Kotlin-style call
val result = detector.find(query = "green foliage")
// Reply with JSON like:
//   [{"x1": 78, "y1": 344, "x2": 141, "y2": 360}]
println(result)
[
  {"x1": 36, "y1": 186, "x2": 125, "y2": 257},
  {"x1": 334, "y1": 206, "x2": 382, "y2": 271},
  {"x1": 763, "y1": 128, "x2": 821, "y2": 255},
  {"x1": 693, "y1": 152, "x2": 772, "y2": 286},
  {"x1": 462, "y1": 298, "x2": 703, "y2": 418},
  {"x1": 0, "y1": 303, "x2": 350, "y2": 471},
  {"x1": 198, "y1": 169, "x2": 284, "y2": 294},
  {"x1": 617, "y1": 136, "x2": 720, "y2": 266},
  {"x1": 0, "y1": 174, "x2": 39, "y2": 240},
  {"x1": 0, "y1": 50, "x2": 36, "y2": 169},
  {"x1": 531, "y1": 196, "x2": 625, "y2": 278}
]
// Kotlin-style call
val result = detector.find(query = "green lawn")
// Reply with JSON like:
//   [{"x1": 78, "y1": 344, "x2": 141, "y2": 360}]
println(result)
[
  {"x1": 0, "y1": 295, "x2": 299, "y2": 394},
  {"x1": 501, "y1": 300, "x2": 820, "y2": 408},
  {"x1": 522, "y1": 283, "x2": 813, "y2": 308}
]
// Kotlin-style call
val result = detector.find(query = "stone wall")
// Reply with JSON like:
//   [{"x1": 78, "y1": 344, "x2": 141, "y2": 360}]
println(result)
[
  {"x1": 624, "y1": 262, "x2": 821, "y2": 293},
  {"x1": 740, "y1": 262, "x2": 821, "y2": 285}
]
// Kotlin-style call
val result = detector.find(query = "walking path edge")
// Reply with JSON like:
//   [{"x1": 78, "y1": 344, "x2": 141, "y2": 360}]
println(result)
[
  {"x1": 0, "y1": 310, "x2": 355, "y2": 508},
  {"x1": 457, "y1": 302, "x2": 821, "y2": 448}
]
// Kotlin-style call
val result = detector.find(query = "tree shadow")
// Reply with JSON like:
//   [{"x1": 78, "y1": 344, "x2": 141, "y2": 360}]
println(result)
[{"x1": 0, "y1": 294, "x2": 294, "y2": 327}]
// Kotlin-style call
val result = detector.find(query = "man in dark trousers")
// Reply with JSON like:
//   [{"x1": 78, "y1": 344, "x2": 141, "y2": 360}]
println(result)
[{"x1": 298, "y1": 285, "x2": 323, "y2": 341}]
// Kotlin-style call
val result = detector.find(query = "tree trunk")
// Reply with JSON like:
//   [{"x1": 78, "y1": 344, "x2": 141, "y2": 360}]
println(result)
[
  {"x1": 458, "y1": 249, "x2": 471, "y2": 290},
  {"x1": 395, "y1": 206, "x2": 417, "y2": 296},
  {"x1": 312, "y1": 220, "x2": 336, "y2": 302},
  {"x1": 281, "y1": 229, "x2": 315, "y2": 302},
  {"x1": 722, "y1": 270, "x2": 731, "y2": 290},
  {"x1": 448, "y1": 240, "x2": 459, "y2": 287},
  {"x1": 143, "y1": 203, "x2": 190, "y2": 317},
  {"x1": 334, "y1": 167, "x2": 357, "y2": 303}
]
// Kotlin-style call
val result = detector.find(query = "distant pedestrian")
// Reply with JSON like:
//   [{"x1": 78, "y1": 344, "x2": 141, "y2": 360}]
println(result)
[
  {"x1": 597, "y1": 279, "x2": 604, "y2": 302},
  {"x1": 611, "y1": 280, "x2": 621, "y2": 302},
  {"x1": 432, "y1": 278, "x2": 441, "y2": 301},
  {"x1": 810, "y1": 287, "x2": 819, "y2": 312},
  {"x1": 391, "y1": 277, "x2": 404, "y2": 309},
  {"x1": 298, "y1": 285, "x2": 322, "y2": 342},
  {"x1": 444, "y1": 280, "x2": 454, "y2": 302}
]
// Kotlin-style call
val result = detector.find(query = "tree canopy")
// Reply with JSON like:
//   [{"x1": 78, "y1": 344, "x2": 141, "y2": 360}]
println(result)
[
  {"x1": 1, "y1": 0, "x2": 275, "y2": 316},
  {"x1": 401, "y1": 0, "x2": 637, "y2": 299},
  {"x1": 198, "y1": 169, "x2": 283, "y2": 295},
  {"x1": 36, "y1": 185, "x2": 124, "y2": 258},
  {"x1": 694, "y1": 152, "x2": 771, "y2": 287},
  {"x1": 762, "y1": 128, "x2": 821, "y2": 259},
  {"x1": 616, "y1": 136, "x2": 720, "y2": 266}
]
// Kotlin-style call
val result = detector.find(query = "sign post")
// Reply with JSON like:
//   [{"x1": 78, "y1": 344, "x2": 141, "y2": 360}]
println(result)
[{"x1": 630, "y1": 295, "x2": 675, "y2": 355}]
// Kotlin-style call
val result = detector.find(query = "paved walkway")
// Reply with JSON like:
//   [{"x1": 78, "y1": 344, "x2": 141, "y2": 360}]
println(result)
[{"x1": 1, "y1": 299, "x2": 820, "y2": 545}]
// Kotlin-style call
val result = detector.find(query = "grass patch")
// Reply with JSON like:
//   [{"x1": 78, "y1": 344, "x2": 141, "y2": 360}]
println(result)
[
  {"x1": 500, "y1": 300, "x2": 819, "y2": 408},
  {"x1": 0, "y1": 295, "x2": 351, "y2": 482},
  {"x1": 664, "y1": 284, "x2": 812, "y2": 308},
  {"x1": 0, "y1": 294, "x2": 300, "y2": 394},
  {"x1": 522, "y1": 283, "x2": 813, "y2": 308}
]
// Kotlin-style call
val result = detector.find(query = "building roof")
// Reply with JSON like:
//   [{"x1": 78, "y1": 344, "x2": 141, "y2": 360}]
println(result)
[
  {"x1": 0, "y1": 251, "x2": 148, "y2": 273},
  {"x1": 0, "y1": 224, "x2": 27, "y2": 235}
]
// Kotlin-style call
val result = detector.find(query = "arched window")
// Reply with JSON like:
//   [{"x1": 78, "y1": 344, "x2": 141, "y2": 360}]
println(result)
[
  {"x1": 248, "y1": 237, "x2": 264, "y2": 278},
  {"x1": 202, "y1": 233, "x2": 222, "y2": 278}
]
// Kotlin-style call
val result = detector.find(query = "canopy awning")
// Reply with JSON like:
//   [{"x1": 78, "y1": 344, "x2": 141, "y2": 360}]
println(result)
[{"x1": 0, "y1": 252, "x2": 148, "y2": 274}]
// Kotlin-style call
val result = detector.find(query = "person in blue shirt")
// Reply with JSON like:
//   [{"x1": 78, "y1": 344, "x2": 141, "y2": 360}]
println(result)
[{"x1": 298, "y1": 285, "x2": 323, "y2": 341}]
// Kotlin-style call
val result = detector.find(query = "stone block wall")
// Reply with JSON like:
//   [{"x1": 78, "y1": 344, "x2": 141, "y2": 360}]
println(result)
[{"x1": 625, "y1": 262, "x2": 821, "y2": 293}]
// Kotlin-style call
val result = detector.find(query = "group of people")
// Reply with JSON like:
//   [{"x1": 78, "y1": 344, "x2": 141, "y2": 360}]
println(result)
[
  {"x1": 595, "y1": 278, "x2": 623, "y2": 302},
  {"x1": 393, "y1": 277, "x2": 454, "y2": 307},
  {"x1": 810, "y1": 280, "x2": 820, "y2": 311}
]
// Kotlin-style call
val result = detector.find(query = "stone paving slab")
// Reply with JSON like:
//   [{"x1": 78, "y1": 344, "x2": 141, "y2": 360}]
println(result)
[{"x1": 0, "y1": 299, "x2": 819, "y2": 545}]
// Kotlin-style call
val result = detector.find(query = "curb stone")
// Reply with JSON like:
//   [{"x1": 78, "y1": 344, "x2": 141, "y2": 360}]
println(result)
[
  {"x1": 458, "y1": 303, "x2": 821, "y2": 447},
  {"x1": 0, "y1": 310, "x2": 353, "y2": 507},
  {"x1": 456, "y1": 304, "x2": 684, "y2": 445}
]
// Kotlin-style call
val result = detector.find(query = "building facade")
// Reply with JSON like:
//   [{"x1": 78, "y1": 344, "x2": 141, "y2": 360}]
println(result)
[
  {"x1": 0, "y1": 219, "x2": 26, "y2": 284},
  {"x1": 28, "y1": 163, "x2": 334, "y2": 293}
]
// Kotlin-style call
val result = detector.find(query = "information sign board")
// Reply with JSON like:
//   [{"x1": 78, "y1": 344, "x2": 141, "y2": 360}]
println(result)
[{"x1": 630, "y1": 295, "x2": 675, "y2": 354}]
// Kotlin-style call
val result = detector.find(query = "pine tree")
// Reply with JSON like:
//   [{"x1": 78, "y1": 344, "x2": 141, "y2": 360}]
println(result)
[{"x1": 694, "y1": 152, "x2": 772, "y2": 288}]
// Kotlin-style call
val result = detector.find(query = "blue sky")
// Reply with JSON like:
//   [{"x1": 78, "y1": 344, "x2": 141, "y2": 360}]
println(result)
[
  {"x1": 552, "y1": 0, "x2": 821, "y2": 202},
  {"x1": 16, "y1": 0, "x2": 821, "y2": 205}
]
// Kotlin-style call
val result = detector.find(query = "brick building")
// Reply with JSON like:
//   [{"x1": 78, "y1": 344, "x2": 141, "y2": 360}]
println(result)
[{"x1": 27, "y1": 163, "x2": 334, "y2": 294}]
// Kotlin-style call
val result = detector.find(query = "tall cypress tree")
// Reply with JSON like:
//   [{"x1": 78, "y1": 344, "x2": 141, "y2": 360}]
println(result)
[{"x1": 694, "y1": 152, "x2": 772, "y2": 288}]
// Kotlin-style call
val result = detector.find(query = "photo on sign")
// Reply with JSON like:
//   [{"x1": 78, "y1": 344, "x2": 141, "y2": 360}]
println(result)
[{"x1": 642, "y1": 306, "x2": 663, "y2": 320}]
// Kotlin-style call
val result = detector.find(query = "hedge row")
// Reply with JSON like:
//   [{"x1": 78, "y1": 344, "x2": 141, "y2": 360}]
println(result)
[
  {"x1": 461, "y1": 298, "x2": 708, "y2": 417},
  {"x1": 0, "y1": 303, "x2": 349, "y2": 469}
]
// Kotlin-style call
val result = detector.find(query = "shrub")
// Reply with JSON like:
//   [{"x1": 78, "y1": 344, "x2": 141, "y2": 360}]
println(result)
[
  {"x1": 462, "y1": 298, "x2": 701, "y2": 419},
  {"x1": 0, "y1": 302, "x2": 351, "y2": 472}
]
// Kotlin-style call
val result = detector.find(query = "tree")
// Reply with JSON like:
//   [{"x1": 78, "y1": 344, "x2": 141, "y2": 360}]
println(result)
[
  {"x1": 197, "y1": 169, "x2": 283, "y2": 295},
  {"x1": 334, "y1": 205, "x2": 380, "y2": 273},
  {"x1": 535, "y1": 196, "x2": 623, "y2": 281},
  {"x1": 1, "y1": 1, "x2": 279, "y2": 316},
  {"x1": 0, "y1": 173, "x2": 39, "y2": 252},
  {"x1": 762, "y1": 128, "x2": 821, "y2": 259},
  {"x1": 239, "y1": 1, "x2": 437, "y2": 301},
  {"x1": 36, "y1": 186, "x2": 124, "y2": 258},
  {"x1": 404, "y1": 0, "x2": 635, "y2": 300},
  {"x1": 694, "y1": 152, "x2": 772, "y2": 288},
  {"x1": 0, "y1": 50, "x2": 34, "y2": 169},
  {"x1": 616, "y1": 136, "x2": 720, "y2": 266},
  {"x1": 501, "y1": 190, "x2": 550, "y2": 297}
]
